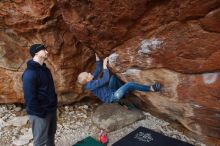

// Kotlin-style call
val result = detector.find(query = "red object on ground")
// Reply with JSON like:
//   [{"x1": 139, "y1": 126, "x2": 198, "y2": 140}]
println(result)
[{"x1": 98, "y1": 130, "x2": 108, "y2": 145}]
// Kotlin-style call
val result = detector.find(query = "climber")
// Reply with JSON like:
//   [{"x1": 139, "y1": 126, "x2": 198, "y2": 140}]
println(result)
[{"x1": 77, "y1": 53, "x2": 161, "y2": 103}]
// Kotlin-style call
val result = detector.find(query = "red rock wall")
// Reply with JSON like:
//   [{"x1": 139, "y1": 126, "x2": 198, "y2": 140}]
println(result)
[
  {"x1": 0, "y1": 0, "x2": 219, "y2": 145},
  {"x1": 0, "y1": 0, "x2": 94, "y2": 104}
]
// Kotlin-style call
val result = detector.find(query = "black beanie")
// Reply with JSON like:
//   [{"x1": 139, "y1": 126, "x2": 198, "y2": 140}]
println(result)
[{"x1": 29, "y1": 44, "x2": 47, "y2": 57}]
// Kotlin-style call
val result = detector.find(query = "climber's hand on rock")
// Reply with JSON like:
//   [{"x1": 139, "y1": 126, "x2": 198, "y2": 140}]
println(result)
[{"x1": 95, "y1": 53, "x2": 100, "y2": 61}]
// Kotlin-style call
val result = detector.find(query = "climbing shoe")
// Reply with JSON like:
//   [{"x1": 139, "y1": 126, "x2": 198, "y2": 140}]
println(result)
[{"x1": 151, "y1": 82, "x2": 161, "y2": 92}]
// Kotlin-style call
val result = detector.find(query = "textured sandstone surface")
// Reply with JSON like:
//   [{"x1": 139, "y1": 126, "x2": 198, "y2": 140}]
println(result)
[
  {"x1": 0, "y1": 0, "x2": 94, "y2": 104},
  {"x1": 0, "y1": 0, "x2": 219, "y2": 145}
]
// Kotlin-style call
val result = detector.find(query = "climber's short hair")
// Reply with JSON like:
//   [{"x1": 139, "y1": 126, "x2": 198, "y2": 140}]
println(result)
[{"x1": 77, "y1": 72, "x2": 88, "y2": 85}]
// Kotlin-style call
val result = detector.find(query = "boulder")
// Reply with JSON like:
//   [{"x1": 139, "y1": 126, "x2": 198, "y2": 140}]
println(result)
[
  {"x1": 92, "y1": 103, "x2": 144, "y2": 132},
  {"x1": 0, "y1": 0, "x2": 220, "y2": 145}
]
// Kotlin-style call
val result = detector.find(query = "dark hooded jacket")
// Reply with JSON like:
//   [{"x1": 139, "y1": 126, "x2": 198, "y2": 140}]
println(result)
[{"x1": 22, "y1": 60, "x2": 57, "y2": 118}]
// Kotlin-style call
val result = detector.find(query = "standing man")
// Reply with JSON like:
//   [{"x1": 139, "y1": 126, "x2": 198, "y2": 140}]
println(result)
[{"x1": 22, "y1": 44, "x2": 57, "y2": 146}]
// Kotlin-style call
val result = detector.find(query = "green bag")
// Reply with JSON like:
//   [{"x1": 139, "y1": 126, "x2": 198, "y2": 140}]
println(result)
[{"x1": 73, "y1": 136, "x2": 104, "y2": 146}]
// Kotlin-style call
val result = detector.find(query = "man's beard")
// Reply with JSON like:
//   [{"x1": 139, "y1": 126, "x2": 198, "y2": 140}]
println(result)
[{"x1": 41, "y1": 55, "x2": 48, "y2": 61}]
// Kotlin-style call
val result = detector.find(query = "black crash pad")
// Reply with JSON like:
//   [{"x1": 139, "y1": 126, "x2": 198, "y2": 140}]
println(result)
[{"x1": 112, "y1": 126, "x2": 194, "y2": 146}]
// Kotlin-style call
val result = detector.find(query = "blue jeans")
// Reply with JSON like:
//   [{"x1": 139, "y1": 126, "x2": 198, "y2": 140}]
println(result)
[{"x1": 109, "y1": 75, "x2": 150, "y2": 102}]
